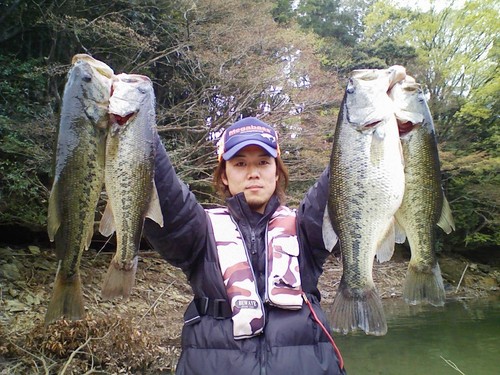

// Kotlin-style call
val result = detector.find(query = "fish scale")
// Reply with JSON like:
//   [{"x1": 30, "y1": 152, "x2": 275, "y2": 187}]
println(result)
[
  {"x1": 45, "y1": 55, "x2": 113, "y2": 324},
  {"x1": 326, "y1": 67, "x2": 406, "y2": 336},
  {"x1": 390, "y1": 78, "x2": 455, "y2": 306},
  {"x1": 99, "y1": 73, "x2": 163, "y2": 299}
]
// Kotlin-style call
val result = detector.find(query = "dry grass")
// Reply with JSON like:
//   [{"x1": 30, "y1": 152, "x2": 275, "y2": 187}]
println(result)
[{"x1": 1, "y1": 245, "x2": 497, "y2": 374}]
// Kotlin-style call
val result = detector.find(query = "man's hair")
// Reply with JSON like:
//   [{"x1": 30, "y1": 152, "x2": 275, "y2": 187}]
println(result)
[{"x1": 213, "y1": 156, "x2": 289, "y2": 204}]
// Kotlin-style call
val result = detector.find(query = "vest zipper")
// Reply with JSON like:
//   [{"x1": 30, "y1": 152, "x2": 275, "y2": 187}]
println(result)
[
  {"x1": 263, "y1": 226, "x2": 270, "y2": 304},
  {"x1": 250, "y1": 229, "x2": 257, "y2": 254},
  {"x1": 231, "y1": 218, "x2": 266, "y2": 323},
  {"x1": 260, "y1": 333, "x2": 267, "y2": 375}
]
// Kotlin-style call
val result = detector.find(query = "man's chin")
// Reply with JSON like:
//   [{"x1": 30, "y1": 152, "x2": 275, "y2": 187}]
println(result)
[{"x1": 246, "y1": 199, "x2": 266, "y2": 213}]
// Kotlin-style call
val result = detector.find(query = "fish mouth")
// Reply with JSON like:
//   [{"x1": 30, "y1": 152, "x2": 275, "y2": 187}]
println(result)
[
  {"x1": 364, "y1": 120, "x2": 381, "y2": 128},
  {"x1": 358, "y1": 120, "x2": 383, "y2": 132},
  {"x1": 397, "y1": 120, "x2": 415, "y2": 136},
  {"x1": 110, "y1": 112, "x2": 136, "y2": 127}
]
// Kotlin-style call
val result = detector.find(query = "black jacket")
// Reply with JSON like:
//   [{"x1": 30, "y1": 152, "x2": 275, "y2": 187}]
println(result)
[{"x1": 144, "y1": 138, "x2": 345, "y2": 375}]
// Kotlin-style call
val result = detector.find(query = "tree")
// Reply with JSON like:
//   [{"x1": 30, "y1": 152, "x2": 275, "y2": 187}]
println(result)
[
  {"x1": 297, "y1": 0, "x2": 374, "y2": 46},
  {"x1": 364, "y1": 0, "x2": 500, "y2": 251},
  {"x1": 0, "y1": 0, "x2": 341, "y2": 229}
]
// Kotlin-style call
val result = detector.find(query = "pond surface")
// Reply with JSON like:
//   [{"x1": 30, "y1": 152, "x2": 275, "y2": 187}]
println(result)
[{"x1": 330, "y1": 297, "x2": 499, "y2": 375}]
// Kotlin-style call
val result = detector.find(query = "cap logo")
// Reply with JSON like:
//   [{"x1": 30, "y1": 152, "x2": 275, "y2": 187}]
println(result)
[
  {"x1": 260, "y1": 133, "x2": 276, "y2": 143},
  {"x1": 228, "y1": 125, "x2": 272, "y2": 137},
  {"x1": 216, "y1": 119, "x2": 280, "y2": 161}
]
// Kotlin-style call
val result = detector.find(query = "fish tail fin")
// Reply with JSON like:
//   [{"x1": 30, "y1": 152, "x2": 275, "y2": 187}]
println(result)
[
  {"x1": 330, "y1": 281, "x2": 387, "y2": 336},
  {"x1": 403, "y1": 262, "x2": 445, "y2": 306},
  {"x1": 45, "y1": 271, "x2": 85, "y2": 325},
  {"x1": 101, "y1": 256, "x2": 138, "y2": 300}
]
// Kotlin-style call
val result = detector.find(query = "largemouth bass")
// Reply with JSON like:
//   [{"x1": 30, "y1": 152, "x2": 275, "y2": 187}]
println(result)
[
  {"x1": 99, "y1": 73, "x2": 163, "y2": 299},
  {"x1": 389, "y1": 77, "x2": 455, "y2": 306},
  {"x1": 46, "y1": 54, "x2": 114, "y2": 324},
  {"x1": 326, "y1": 66, "x2": 406, "y2": 336}
]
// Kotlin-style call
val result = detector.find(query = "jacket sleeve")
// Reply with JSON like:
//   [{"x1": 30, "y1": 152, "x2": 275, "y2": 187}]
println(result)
[
  {"x1": 143, "y1": 135, "x2": 208, "y2": 277},
  {"x1": 297, "y1": 167, "x2": 338, "y2": 260}
]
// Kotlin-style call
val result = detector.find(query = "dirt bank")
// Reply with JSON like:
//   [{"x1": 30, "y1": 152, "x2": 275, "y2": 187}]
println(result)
[{"x1": 1, "y1": 244, "x2": 498, "y2": 374}]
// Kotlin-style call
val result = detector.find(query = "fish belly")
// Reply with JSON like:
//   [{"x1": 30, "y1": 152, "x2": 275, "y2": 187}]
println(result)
[
  {"x1": 328, "y1": 115, "x2": 404, "y2": 335},
  {"x1": 46, "y1": 115, "x2": 106, "y2": 324},
  {"x1": 396, "y1": 129, "x2": 445, "y2": 306},
  {"x1": 101, "y1": 117, "x2": 156, "y2": 299}
]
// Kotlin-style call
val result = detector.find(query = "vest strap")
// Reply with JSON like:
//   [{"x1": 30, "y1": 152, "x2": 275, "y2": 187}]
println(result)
[{"x1": 194, "y1": 297, "x2": 232, "y2": 319}]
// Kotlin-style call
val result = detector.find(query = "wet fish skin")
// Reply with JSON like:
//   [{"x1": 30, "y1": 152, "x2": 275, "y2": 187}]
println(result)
[
  {"x1": 99, "y1": 73, "x2": 163, "y2": 299},
  {"x1": 389, "y1": 78, "x2": 455, "y2": 306},
  {"x1": 326, "y1": 66, "x2": 406, "y2": 336},
  {"x1": 45, "y1": 54, "x2": 114, "y2": 324}
]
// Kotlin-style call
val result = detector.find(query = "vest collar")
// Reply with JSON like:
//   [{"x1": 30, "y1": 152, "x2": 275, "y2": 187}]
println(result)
[{"x1": 226, "y1": 193, "x2": 280, "y2": 224}]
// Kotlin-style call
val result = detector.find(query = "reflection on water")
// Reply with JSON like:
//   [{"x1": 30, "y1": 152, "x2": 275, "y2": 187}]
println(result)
[{"x1": 329, "y1": 297, "x2": 500, "y2": 375}]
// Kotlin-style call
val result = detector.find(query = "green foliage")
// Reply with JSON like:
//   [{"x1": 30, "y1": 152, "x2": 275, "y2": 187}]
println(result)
[
  {"x1": 0, "y1": 116, "x2": 54, "y2": 229},
  {"x1": 0, "y1": 54, "x2": 55, "y2": 228},
  {"x1": 0, "y1": 0, "x2": 497, "y2": 256},
  {"x1": 0, "y1": 55, "x2": 47, "y2": 119},
  {"x1": 442, "y1": 152, "x2": 500, "y2": 250},
  {"x1": 272, "y1": 0, "x2": 295, "y2": 24},
  {"x1": 360, "y1": 0, "x2": 500, "y2": 253},
  {"x1": 297, "y1": 0, "x2": 373, "y2": 46}
]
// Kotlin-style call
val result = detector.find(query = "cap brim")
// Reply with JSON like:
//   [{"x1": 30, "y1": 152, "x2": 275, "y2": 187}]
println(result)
[{"x1": 222, "y1": 140, "x2": 278, "y2": 160}]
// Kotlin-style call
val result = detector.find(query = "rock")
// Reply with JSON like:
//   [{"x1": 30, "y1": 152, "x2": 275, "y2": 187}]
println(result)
[
  {"x1": 28, "y1": 245, "x2": 41, "y2": 255},
  {"x1": 24, "y1": 293, "x2": 42, "y2": 306},
  {"x1": 0, "y1": 262, "x2": 21, "y2": 281},
  {"x1": 440, "y1": 257, "x2": 468, "y2": 283},
  {"x1": 0, "y1": 247, "x2": 13, "y2": 263},
  {"x1": 6, "y1": 300, "x2": 26, "y2": 312}
]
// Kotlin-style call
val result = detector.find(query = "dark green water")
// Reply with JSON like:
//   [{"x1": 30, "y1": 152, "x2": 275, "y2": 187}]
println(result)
[{"x1": 331, "y1": 297, "x2": 500, "y2": 375}]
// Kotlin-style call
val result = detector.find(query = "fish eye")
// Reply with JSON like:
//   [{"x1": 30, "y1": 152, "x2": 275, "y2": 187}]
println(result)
[
  {"x1": 346, "y1": 80, "x2": 355, "y2": 94},
  {"x1": 82, "y1": 74, "x2": 92, "y2": 83}
]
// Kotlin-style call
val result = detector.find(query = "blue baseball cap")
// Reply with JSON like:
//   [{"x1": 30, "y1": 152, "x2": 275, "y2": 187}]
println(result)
[{"x1": 217, "y1": 117, "x2": 280, "y2": 161}]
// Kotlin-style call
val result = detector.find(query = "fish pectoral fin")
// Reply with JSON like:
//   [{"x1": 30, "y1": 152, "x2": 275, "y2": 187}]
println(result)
[
  {"x1": 376, "y1": 220, "x2": 396, "y2": 263},
  {"x1": 322, "y1": 205, "x2": 338, "y2": 252},
  {"x1": 145, "y1": 180, "x2": 164, "y2": 228},
  {"x1": 85, "y1": 221, "x2": 95, "y2": 250},
  {"x1": 437, "y1": 196, "x2": 456, "y2": 234},
  {"x1": 47, "y1": 182, "x2": 61, "y2": 241},
  {"x1": 398, "y1": 137, "x2": 405, "y2": 167},
  {"x1": 99, "y1": 200, "x2": 116, "y2": 237}
]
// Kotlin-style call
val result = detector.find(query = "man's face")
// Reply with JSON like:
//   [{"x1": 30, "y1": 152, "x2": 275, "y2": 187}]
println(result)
[{"x1": 222, "y1": 145, "x2": 278, "y2": 213}]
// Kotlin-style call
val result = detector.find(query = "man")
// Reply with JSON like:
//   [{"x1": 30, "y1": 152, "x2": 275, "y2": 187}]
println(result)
[{"x1": 144, "y1": 117, "x2": 346, "y2": 374}]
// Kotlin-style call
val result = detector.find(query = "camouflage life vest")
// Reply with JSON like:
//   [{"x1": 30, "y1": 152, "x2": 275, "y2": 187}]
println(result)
[{"x1": 207, "y1": 206, "x2": 303, "y2": 339}]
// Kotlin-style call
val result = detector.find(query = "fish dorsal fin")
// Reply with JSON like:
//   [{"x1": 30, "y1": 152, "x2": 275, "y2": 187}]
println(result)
[
  {"x1": 394, "y1": 216, "x2": 407, "y2": 244},
  {"x1": 99, "y1": 200, "x2": 116, "y2": 237},
  {"x1": 145, "y1": 180, "x2": 164, "y2": 228},
  {"x1": 376, "y1": 219, "x2": 396, "y2": 263},
  {"x1": 437, "y1": 196, "x2": 455, "y2": 234},
  {"x1": 322, "y1": 205, "x2": 338, "y2": 252},
  {"x1": 47, "y1": 182, "x2": 61, "y2": 242}
]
